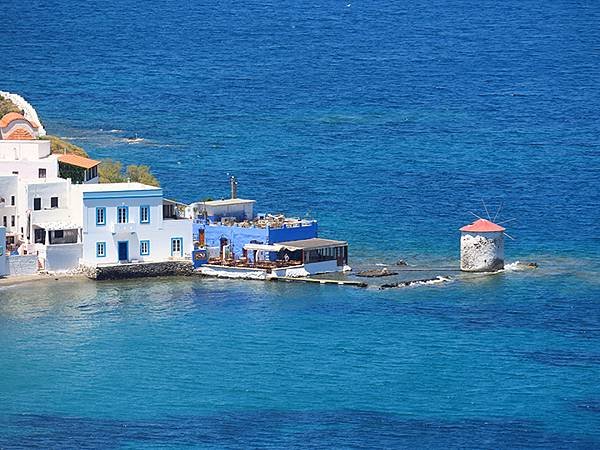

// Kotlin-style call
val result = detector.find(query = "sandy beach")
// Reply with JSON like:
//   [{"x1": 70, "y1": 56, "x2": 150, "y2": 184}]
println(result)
[{"x1": 0, "y1": 272, "x2": 84, "y2": 288}]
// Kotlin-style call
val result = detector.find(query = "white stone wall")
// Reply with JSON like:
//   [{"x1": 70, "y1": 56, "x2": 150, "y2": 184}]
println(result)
[
  {"x1": 0, "y1": 176, "x2": 18, "y2": 234},
  {"x1": 460, "y1": 231, "x2": 504, "y2": 272},
  {"x1": 45, "y1": 243, "x2": 83, "y2": 272},
  {"x1": 0, "y1": 158, "x2": 58, "y2": 184},
  {"x1": 7, "y1": 254, "x2": 38, "y2": 276},
  {"x1": 0, "y1": 91, "x2": 46, "y2": 136},
  {"x1": 0, "y1": 226, "x2": 6, "y2": 276}
]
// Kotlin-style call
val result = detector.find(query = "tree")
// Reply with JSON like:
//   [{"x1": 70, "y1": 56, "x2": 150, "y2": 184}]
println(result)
[
  {"x1": 126, "y1": 164, "x2": 160, "y2": 187},
  {"x1": 98, "y1": 160, "x2": 160, "y2": 186},
  {"x1": 99, "y1": 159, "x2": 125, "y2": 183}
]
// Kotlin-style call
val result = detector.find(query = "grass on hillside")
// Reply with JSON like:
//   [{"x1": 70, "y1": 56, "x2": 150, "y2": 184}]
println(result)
[{"x1": 41, "y1": 135, "x2": 89, "y2": 157}]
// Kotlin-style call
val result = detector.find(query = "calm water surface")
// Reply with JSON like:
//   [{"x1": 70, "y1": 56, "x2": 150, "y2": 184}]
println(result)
[{"x1": 1, "y1": 0, "x2": 599, "y2": 447}]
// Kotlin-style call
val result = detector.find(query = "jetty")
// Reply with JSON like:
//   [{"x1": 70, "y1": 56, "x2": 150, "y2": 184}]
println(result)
[{"x1": 270, "y1": 276, "x2": 367, "y2": 288}]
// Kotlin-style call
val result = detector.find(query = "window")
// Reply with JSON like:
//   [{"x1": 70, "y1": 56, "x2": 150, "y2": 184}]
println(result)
[
  {"x1": 34, "y1": 228, "x2": 45, "y2": 244},
  {"x1": 96, "y1": 242, "x2": 106, "y2": 258},
  {"x1": 11, "y1": 216, "x2": 15, "y2": 227},
  {"x1": 51, "y1": 197, "x2": 59, "y2": 208},
  {"x1": 54, "y1": 230, "x2": 64, "y2": 239},
  {"x1": 171, "y1": 237, "x2": 183, "y2": 256},
  {"x1": 33, "y1": 198, "x2": 41, "y2": 210},
  {"x1": 140, "y1": 240, "x2": 150, "y2": 256},
  {"x1": 117, "y1": 206, "x2": 128, "y2": 224},
  {"x1": 140, "y1": 205, "x2": 150, "y2": 224},
  {"x1": 96, "y1": 207, "x2": 106, "y2": 226},
  {"x1": 2, "y1": 216, "x2": 6, "y2": 227},
  {"x1": 39, "y1": 168, "x2": 46, "y2": 179},
  {"x1": 10, "y1": 196, "x2": 15, "y2": 206},
  {"x1": 12, "y1": 171, "x2": 18, "y2": 175}
]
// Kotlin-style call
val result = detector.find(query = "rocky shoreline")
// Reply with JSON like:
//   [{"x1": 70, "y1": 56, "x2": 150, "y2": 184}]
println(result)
[{"x1": 79, "y1": 260, "x2": 196, "y2": 280}]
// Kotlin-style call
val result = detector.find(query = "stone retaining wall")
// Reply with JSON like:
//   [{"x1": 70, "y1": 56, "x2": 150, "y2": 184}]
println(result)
[{"x1": 80, "y1": 260, "x2": 195, "y2": 280}]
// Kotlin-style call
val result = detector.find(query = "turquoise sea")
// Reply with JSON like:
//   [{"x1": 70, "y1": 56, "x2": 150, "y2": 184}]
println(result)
[{"x1": 1, "y1": 0, "x2": 600, "y2": 447}]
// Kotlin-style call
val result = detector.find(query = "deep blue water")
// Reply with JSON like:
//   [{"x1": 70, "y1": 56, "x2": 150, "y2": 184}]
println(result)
[{"x1": 1, "y1": 0, "x2": 600, "y2": 448}]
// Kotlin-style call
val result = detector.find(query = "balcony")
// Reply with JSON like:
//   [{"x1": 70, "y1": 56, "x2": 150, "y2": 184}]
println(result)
[{"x1": 111, "y1": 222, "x2": 137, "y2": 235}]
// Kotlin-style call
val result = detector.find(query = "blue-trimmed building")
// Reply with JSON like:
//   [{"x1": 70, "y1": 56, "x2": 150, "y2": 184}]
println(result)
[
  {"x1": 80, "y1": 183, "x2": 192, "y2": 265},
  {"x1": 189, "y1": 198, "x2": 318, "y2": 262}
]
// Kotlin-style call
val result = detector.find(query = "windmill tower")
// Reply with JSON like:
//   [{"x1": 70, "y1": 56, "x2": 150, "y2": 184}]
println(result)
[{"x1": 459, "y1": 218, "x2": 506, "y2": 272}]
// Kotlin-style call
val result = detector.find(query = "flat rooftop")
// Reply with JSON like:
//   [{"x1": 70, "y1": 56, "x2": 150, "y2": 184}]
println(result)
[
  {"x1": 79, "y1": 182, "x2": 160, "y2": 192},
  {"x1": 277, "y1": 238, "x2": 347, "y2": 250},
  {"x1": 23, "y1": 177, "x2": 69, "y2": 185},
  {"x1": 199, "y1": 198, "x2": 256, "y2": 206}
]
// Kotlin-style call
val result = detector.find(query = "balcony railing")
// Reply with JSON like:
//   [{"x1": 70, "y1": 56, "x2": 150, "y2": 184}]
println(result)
[{"x1": 111, "y1": 222, "x2": 137, "y2": 234}]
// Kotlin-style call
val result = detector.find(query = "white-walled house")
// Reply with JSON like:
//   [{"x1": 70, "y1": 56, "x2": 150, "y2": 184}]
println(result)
[
  {"x1": 0, "y1": 113, "x2": 78, "y2": 257},
  {"x1": 0, "y1": 111, "x2": 193, "y2": 273},
  {"x1": 79, "y1": 183, "x2": 192, "y2": 265},
  {"x1": 0, "y1": 226, "x2": 6, "y2": 276}
]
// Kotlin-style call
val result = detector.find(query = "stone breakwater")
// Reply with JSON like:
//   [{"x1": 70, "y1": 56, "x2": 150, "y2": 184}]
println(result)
[
  {"x1": 0, "y1": 91, "x2": 46, "y2": 136},
  {"x1": 79, "y1": 261, "x2": 195, "y2": 280}
]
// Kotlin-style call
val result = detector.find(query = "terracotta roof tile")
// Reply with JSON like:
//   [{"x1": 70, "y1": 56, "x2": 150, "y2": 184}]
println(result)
[
  {"x1": 4, "y1": 127, "x2": 35, "y2": 140},
  {"x1": 0, "y1": 112, "x2": 38, "y2": 128},
  {"x1": 58, "y1": 153, "x2": 100, "y2": 170},
  {"x1": 460, "y1": 218, "x2": 506, "y2": 233}
]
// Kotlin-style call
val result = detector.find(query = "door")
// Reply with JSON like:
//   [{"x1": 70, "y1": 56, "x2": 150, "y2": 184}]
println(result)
[
  {"x1": 171, "y1": 238, "x2": 183, "y2": 257},
  {"x1": 118, "y1": 241, "x2": 129, "y2": 262}
]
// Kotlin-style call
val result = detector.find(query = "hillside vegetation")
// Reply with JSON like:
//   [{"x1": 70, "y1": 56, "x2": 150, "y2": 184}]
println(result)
[
  {"x1": 99, "y1": 159, "x2": 160, "y2": 187},
  {"x1": 42, "y1": 135, "x2": 89, "y2": 157},
  {"x1": 0, "y1": 97, "x2": 21, "y2": 117}
]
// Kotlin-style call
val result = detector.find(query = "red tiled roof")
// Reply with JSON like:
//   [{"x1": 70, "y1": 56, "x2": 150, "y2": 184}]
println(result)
[
  {"x1": 4, "y1": 127, "x2": 34, "y2": 140},
  {"x1": 58, "y1": 153, "x2": 100, "y2": 169},
  {"x1": 0, "y1": 112, "x2": 38, "y2": 128},
  {"x1": 460, "y1": 218, "x2": 505, "y2": 233}
]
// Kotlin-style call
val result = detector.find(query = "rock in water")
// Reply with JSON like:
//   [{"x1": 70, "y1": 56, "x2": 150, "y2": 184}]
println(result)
[
  {"x1": 395, "y1": 259, "x2": 408, "y2": 266},
  {"x1": 356, "y1": 267, "x2": 398, "y2": 278}
]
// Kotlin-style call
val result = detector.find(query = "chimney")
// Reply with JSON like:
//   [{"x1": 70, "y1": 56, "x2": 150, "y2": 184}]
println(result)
[{"x1": 230, "y1": 175, "x2": 238, "y2": 199}]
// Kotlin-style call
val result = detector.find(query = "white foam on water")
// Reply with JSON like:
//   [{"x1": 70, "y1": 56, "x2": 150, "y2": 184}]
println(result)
[
  {"x1": 415, "y1": 276, "x2": 452, "y2": 286},
  {"x1": 503, "y1": 261, "x2": 523, "y2": 272}
]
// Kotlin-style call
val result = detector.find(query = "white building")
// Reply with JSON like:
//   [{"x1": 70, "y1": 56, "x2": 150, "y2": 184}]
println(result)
[
  {"x1": 0, "y1": 112, "x2": 77, "y2": 258},
  {"x1": 79, "y1": 183, "x2": 192, "y2": 265},
  {"x1": 0, "y1": 226, "x2": 6, "y2": 276},
  {"x1": 0, "y1": 111, "x2": 193, "y2": 273},
  {"x1": 187, "y1": 198, "x2": 256, "y2": 222},
  {"x1": 459, "y1": 218, "x2": 505, "y2": 272}
]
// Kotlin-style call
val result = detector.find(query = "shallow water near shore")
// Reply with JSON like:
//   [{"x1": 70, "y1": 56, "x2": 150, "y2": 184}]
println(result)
[
  {"x1": 2, "y1": 0, "x2": 600, "y2": 447},
  {"x1": 1, "y1": 266, "x2": 600, "y2": 447}
]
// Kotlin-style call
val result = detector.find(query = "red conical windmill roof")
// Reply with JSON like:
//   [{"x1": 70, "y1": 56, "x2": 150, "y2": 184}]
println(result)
[{"x1": 460, "y1": 218, "x2": 505, "y2": 233}]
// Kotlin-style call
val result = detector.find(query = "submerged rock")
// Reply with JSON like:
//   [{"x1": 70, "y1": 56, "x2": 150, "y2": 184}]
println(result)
[
  {"x1": 355, "y1": 268, "x2": 398, "y2": 278},
  {"x1": 379, "y1": 276, "x2": 451, "y2": 290}
]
